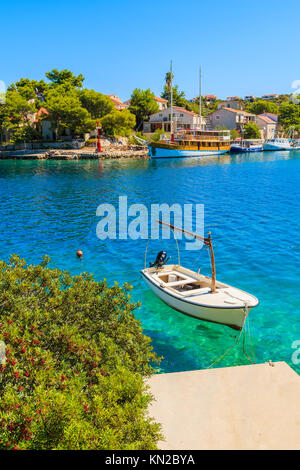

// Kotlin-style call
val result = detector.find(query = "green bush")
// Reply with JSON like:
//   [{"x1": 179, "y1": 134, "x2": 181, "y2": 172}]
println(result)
[
  {"x1": 100, "y1": 109, "x2": 136, "y2": 137},
  {"x1": 0, "y1": 256, "x2": 161, "y2": 450},
  {"x1": 230, "y1": 129, "x2": 239, "y2": 140},
  {"x1": 243, "y1": 122, "x2": 261, "y2": 139},
  {"x1": 151, "y1": 129, "x2": 168, "y2": 142}
]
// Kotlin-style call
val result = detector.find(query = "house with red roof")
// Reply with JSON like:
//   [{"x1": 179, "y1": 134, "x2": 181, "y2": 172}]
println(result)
[
  {"x1": 34, "y1": 107, "x2": 74, "y2": 141},
  {"x1": 261, "y1": 94, "x2": 279, "y2": 100},
  {"x1": 208, "y1": 107, "x2": 256, "y2": 132},
  {"x1": 143, "y1": 106, "x2": 206, "y2": 133},
  {"x1": 107, "y1": 95, "x2": 128, "y2": 110},
  {"x1": 203, "y1": 95, "x2": 217, "y2": 105},
  {"x1": 256, "y1": 114, "x2": 277, "y2": 140},
  {"x1": 244, "y1": 95, "x2": 256, "y2": 101},
  {"x1": 218, "y1": 98, "x2": 243, "y2": 111},
  {"x1": 33, "y1": 107, "x2": 56, "y2": 140},
  {"x1": 124, "y1": 96, "x2": 168, "y2": 111},
  {"x1": 261, "y1": 112, "x2": 278, "y2": 123}
]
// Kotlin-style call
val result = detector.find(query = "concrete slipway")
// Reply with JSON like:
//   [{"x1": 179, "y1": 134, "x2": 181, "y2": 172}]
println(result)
[{"x1": 148, "y1": 362, "x2": 300, "y2": 450}]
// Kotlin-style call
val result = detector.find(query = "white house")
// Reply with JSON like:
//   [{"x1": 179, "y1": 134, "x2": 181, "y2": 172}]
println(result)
[
  {"x1": 154, "y1": 96, "x2": 168, "y2": 110},
  {"x1": 143, "y1": 106, "x2": 206, "y2": 133},
  {"x1": 244, "y1": 95, "x2": 256, "y2": 101},
  {"x1": 256, "y1": 114, "x2": 277, "y2": 140},
  {"x1": 261, "y1": 94, "x2": 279, "y2": 100},
  {"x1": 208, "y1": 107, "x2": 256, "y2": 131}
]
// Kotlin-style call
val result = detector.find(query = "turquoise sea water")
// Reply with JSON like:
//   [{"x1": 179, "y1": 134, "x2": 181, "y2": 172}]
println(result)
[{"x1": 0, "y1": 152, "x2": 299, "y2": 374}]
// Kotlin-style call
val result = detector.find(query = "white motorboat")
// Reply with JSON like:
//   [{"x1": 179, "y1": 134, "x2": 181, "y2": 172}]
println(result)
[
  {"x1": 264, "y1": 128, "x2": 300, "y2": 151},
  {"x1": 141, "y1": 221, "x2": 259, "y2": 330},
  {"x1": 230, "y1": 139, "x2": 263, "y2": 153},
  {"x1": 263, "y1": 138, "x2": 293, "y2": 151}
]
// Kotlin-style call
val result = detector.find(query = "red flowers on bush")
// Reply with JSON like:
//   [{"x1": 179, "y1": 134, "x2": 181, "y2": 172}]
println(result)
[{"x1": 0, "y1": 255, "x2": 161, "y2": 450}]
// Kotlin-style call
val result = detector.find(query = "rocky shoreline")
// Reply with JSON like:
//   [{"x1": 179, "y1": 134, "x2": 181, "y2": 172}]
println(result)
[{"x1": 0, "y1": 146, "x2": 150, "y2": 160}]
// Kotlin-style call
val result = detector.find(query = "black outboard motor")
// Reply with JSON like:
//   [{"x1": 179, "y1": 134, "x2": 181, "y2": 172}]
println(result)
[{"x1": 149, "y1": 251, "x2": 167, "y2": 268}]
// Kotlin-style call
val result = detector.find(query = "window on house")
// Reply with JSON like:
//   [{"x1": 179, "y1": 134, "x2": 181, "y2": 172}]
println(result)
[{"x1": 216, "y1": 116, "x2": 220, "y2": 120}]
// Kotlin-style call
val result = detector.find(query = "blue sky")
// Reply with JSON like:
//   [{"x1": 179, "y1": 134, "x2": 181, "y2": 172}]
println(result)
[{"x1": 1, "y1": 0, "x2": 300, "y2": 100}]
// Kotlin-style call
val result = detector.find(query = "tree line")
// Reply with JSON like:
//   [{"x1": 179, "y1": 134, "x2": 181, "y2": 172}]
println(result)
[
  {"x1": 0, "y1": 70, "x2": 137, "y2": 144},
  {"x1": 1, "y1": 68, "x2": 299, "y2": 144}
]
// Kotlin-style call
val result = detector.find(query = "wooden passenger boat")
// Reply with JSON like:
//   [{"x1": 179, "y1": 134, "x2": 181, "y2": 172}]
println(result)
[{"x1": 148, "y1": 129, "x2": 231, "y2": 158}]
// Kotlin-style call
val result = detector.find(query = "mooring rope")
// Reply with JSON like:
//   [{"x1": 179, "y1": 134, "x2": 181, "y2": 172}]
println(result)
[
  {"x1": 207, "y1": 296, "x2": 257, "y2": 368},
  {"x1": 207, "y1": 326, "x2": 245, "y2": 369}
]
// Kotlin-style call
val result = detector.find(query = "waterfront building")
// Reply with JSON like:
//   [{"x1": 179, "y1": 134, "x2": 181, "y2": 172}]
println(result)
[
  {"x1": 244, "y1": 95, "x2": 256, "y2": 101},
  {"x1": 153, "y1": 96, "x2": 168, "y2": 110},
  {"x1": 256, "y1": 114, "x2": 277, "y2": 140},
  {"x1": 143, "y1": 106, "x2": 206, "y2": 133},
  {"x1": 217, "y1": 98, "x2": 243, "y2": 110},
  {"x1": 31, "y1": 107, "x2": 58, "y2": 141},
  {"x1": 208, "y1": 107, "x2": 256, "y2": 131}
]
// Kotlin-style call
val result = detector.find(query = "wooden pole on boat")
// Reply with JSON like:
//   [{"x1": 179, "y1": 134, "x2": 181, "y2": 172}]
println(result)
[
  {"x1": 156, "y1": 220, "x2": 206, "y2": 242},
  {"x1": 207, "y1": 232, "x2": 216, "y2": 293}
]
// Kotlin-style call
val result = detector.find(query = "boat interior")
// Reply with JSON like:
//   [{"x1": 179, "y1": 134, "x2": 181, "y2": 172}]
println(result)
[
  {"x1": 143, "y1": 264, "x2": 258, "y2": 307},
  {"x1": 150, "y1": 266, "x2": 226, "y2": 297}
]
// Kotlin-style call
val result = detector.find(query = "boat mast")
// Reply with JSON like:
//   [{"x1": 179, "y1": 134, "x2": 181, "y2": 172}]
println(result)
[
  {"x1": 170, "y1": 60, "x2": 174, "y2": 141},
  {"x1": 199, "y1": 66, "x2": 202, "y2": 130},
  {"x1": 156, "y1": 220, "x2": 217, "y2": 293}
]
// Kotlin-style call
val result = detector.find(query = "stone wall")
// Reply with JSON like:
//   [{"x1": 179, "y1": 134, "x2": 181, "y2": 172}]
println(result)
[{"x1": 0, "y1": 140, "x2": 85, "y2": 152}]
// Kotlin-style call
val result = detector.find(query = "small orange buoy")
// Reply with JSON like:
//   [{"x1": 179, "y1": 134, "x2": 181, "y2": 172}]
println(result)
[{"x1": 76, "y1": 250, "x2": 83, "y2": 259}]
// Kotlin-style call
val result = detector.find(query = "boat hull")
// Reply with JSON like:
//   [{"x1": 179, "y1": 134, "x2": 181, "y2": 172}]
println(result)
[
  {"x1": 142, "y1": 272, "x2": 251, "y2": 330},
  {"x1": 263, "y1": 143, "x2": 291, "y2": 151},
  {"x1": 230, "y1": 145, "x2": 263, "y2": 153},
  {"x1": 148, "y1": 146, "x2": 230, "y2": 159}
]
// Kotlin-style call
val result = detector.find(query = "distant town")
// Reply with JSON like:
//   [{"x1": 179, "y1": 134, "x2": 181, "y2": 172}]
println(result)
[{"x1": 0, "y1": 68, "x2": 299, "y2": 152}]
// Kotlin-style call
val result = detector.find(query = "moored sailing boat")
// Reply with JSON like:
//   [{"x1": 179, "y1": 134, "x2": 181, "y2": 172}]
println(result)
[
  {"x1": 141, "y1": 221, "x2": 259, "y2": 330},
  {"x1": 148, "y1": 63, "x2": 231, "y2": 158}
]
